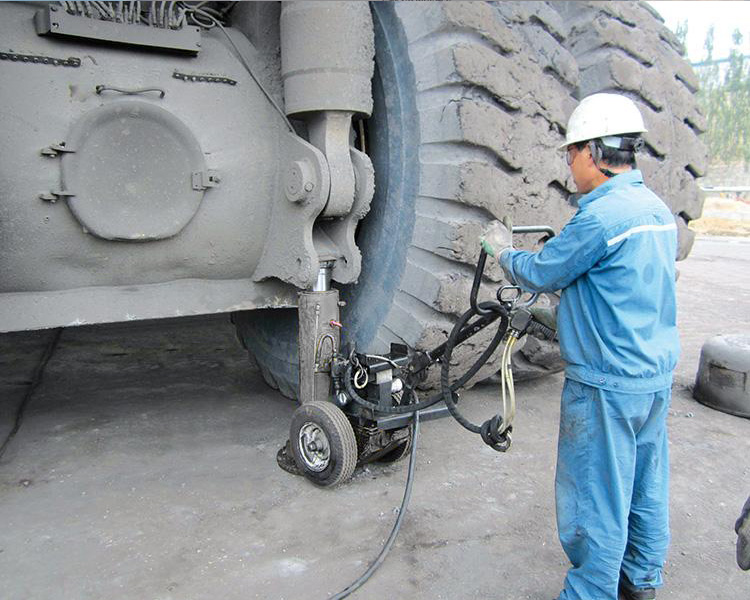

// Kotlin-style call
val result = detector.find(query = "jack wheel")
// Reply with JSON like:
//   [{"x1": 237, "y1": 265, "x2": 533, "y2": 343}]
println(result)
[{"x1": 290, "y1": 401, "x2": 358, "y2": 487}]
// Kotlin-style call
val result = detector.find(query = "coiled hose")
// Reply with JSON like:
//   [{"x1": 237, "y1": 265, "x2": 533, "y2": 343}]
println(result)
[{"x1": 342, "y1": 301, "x2": 508, "y2": 416}]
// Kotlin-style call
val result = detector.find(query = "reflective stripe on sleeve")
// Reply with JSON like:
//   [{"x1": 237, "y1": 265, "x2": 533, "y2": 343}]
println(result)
[{"x1": 606, "y1": 222, "x2": 677, "y2": 247}]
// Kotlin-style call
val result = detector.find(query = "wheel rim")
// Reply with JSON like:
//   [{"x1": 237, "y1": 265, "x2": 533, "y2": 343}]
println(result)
[{"x1": 297, "y1": 422, "x2": 331, "y2": 472}]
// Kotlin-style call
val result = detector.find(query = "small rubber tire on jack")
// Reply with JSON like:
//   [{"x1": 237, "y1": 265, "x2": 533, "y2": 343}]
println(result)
[{"x1": 290, "y1": 401, "x2": 358, "y2": 487}]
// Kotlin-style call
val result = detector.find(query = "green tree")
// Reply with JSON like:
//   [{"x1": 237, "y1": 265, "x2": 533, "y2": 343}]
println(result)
[
  {"x1": 695, "y1": 27, "x2": 750, "y2": 166},
  {"x1": 674, "y1": 19, "x2": 688, "y2": 49}
]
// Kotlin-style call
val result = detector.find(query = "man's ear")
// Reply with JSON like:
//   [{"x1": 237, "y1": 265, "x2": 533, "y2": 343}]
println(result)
[{"x1": 587, "y1": 140, "x2": 601, "y2": 164}]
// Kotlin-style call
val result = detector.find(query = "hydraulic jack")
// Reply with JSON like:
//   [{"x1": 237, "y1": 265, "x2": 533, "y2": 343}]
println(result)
[
  {"x1": 281, "y1": 226, "x2": 557, "y2": 487},
  {"x1": 281, "y1": 226, "x2": 557, "y2": 598}
]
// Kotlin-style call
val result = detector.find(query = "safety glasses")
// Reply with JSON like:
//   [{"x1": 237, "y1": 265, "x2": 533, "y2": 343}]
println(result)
[{"x1": 565, "y1": 145, "x2": 576, "y2": 166}]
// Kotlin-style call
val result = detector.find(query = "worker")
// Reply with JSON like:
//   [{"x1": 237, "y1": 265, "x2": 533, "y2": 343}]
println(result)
[{"x1": 486, "y1": 93, "x2": 679, "y2": 600}]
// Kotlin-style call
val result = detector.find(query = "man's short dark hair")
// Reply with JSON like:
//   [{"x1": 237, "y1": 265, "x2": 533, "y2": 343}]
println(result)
[
  {"x1": 574, "y1": 137, "x2": 640, "y2": 168},
  {"x1": 597, "y1": 140, "x2": 638, "y2": 168}
]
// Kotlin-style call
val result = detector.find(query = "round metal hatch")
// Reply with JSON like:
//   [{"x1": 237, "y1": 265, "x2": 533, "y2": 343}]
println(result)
[{"x1": 61, "y1": 100, "x2": 206, "y2": 241}]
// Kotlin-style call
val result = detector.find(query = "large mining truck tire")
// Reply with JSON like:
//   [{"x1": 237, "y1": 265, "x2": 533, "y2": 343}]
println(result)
[
  {"x1": 234, "y1": 1, "x2": 580, "y2": 399},
  {"x1": 236, "y1": 1, "x2": 707, "y2": 398},
  {"x1": 552, "y1": 1, "x2": 708, "y2": 260}
]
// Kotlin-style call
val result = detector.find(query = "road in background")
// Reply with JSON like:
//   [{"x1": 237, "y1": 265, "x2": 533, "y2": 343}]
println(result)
[{"x1": 0, "y1": 236, "x2": 748, "y2": 600}]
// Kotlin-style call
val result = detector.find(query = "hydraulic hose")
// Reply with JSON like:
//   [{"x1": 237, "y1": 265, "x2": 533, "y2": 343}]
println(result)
[
  {"x1": 440, "y1": 306, "x2": 508, "y2": 432},
  {"x1": 330, "y1": 411, "x2": 420, "y2": 599},
  {"x1": 440, "y1": 306, "x2": 514, "y2": 451},
  {"x1": 330, "y1": 300, "x2": 518, "y2": 598},
  {"x1": 342, "y1": 302, "x2": 508, "y2": 415},
  {"x1": 331, "y1": 302, "x2": 510, "y2": 597}
]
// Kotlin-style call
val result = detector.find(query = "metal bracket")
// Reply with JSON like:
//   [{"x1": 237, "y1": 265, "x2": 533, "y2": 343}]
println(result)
[
  {"x1": 253, "y1": 132, "x2": 330, "y2": 289},
  {"x1": 314, "y1": 147, "x2": 374, "y2": 284},
  {"x1": 0, "y1": 51, "x2": 81, "y2": 67},
  {"x1": 40, "y1": 142, "x2": 76, "y2": 157},
  {"x1": 191, "y1": 170, "x2": 221, "y2": 191},
  {"x1": 307, "y1": 111, "x2": 357, "y2": 218},
  {"x1": 39, "y1": 190, "x2": 75, "y2": 203},
  {"x1": 34, "y1": 5, "x2": 202, "y2": 55},
  {"x1": 173, "y1": 71, "x2": 237, "y2": 86}
]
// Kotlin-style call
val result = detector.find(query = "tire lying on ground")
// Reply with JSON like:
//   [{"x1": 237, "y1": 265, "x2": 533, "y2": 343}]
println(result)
[
  {"x1": 235, "y1": 1, "x2": 579, "y2": 399},
  {"x1": 552, "y1": 1, "x2": 708, "y2": 260}
]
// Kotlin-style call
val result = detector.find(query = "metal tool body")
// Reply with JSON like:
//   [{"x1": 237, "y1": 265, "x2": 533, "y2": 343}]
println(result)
[{"x1": 289, "y1": 226, "x2": 557, "y2": 485}]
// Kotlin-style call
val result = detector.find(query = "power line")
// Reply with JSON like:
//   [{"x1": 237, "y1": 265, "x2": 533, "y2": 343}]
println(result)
[{"x1": 692, "y1": 54, "x2": 750, "y2": 67}]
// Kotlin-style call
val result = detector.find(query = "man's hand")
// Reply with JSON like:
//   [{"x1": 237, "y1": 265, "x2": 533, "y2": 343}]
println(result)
[
  {"x1": 481, "y1": 218, "x2": 516, "y2": 283},
  {"x1": 481, "y1": 219, "x2": 513, "y2": 260}
]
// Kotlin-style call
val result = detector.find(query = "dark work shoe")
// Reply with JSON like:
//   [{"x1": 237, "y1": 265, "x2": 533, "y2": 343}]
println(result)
[
  {"x1": 736, "y1": 495, "x2": 750, "y2": 570},
  {"x1": 618, "y1": 578, "x2": 656, "y2": 600}
]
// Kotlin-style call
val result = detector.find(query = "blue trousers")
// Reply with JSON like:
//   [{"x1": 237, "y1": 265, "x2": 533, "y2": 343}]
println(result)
[{"x1": 556, "y1": 379, "x2": 671, "y2": 600}]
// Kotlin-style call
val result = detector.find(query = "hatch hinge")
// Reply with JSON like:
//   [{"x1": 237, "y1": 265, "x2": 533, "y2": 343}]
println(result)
[
  {"x1": 191, "y1": 170, "x2": 221, "y2": 191},
  {"x1": 41, "y1": 142, "x2": 76, "y2": 157},
  {"x1": 39, "y1": 190, "x2": 75, "y2": 203}
]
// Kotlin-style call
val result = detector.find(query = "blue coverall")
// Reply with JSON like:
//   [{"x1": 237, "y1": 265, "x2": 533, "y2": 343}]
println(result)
[{"x1": 499, "y1": 170, "x2": 679, "y2": 599}]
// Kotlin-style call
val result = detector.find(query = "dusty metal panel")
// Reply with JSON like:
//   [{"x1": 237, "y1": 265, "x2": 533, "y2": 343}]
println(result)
[
  {"x1": 60, "y1": 100, "x2": 209, "y2": 241},
  {"x1": 0, "y1": 3, "x2": 302, "y2": 331},
  {"x1": 0, "y1": 3, "x2": 284, "y2": 292},
  {"x1": 34, "y1": 4, "x2": 202, "y2": 54},
  {"x1": 0, "y1": 278, "x2": 297, "y2": 333}
]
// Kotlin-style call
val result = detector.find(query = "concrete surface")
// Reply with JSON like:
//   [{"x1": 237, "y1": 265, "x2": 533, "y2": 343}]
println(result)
[{"x1": 0, "y1": 236, "x2": 749, "y2": 600}]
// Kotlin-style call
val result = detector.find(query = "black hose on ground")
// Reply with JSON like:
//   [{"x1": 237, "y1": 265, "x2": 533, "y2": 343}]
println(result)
[
  {"x1": 0, "y1": 328, "x2": 63, "y2": 460},
  {"x1": 330, "y1": 411, "x2": 420, "y2": 600},
  {"x1": 330, "y1": 304, "x2": 511, "y2": 598}
]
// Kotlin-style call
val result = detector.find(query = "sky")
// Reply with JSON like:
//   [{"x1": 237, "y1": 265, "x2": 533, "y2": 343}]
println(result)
[{"x1": 648, "y1": 1, "x2": 750, "y2": 63}]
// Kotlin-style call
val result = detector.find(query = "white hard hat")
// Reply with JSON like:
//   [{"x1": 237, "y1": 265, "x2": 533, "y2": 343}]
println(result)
[{"x1": 559, "y1": 93, "x2": 647, "y2": 150}]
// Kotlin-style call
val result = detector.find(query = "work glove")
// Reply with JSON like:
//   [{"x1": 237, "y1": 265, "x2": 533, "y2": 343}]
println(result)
[
  {"x1": 736, "y1": 495, "x2": 750, "y2": 570},
  {"x1": 480, "y1": 217, "x2": 515, "y2": 283},
  {"x1": 480, "y1": 217, "x2": 513, "y2": 258}
]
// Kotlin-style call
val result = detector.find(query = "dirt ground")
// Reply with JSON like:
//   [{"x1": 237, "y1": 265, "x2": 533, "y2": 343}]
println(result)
[
  {"x1": 689, "y1": 196, "x2": 750, "y2": 236},
  {"x1": 1, "y1": 236, "x2": 749, "y2": 600}
]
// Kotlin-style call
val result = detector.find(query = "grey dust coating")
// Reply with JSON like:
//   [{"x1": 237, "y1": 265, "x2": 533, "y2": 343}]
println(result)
[
  {"x1": 0, "y1": 1, "x2": 705, "y2": 350},
  {"x1": 0, "y1": 1, "x2": 373, "y2": 331},
  {"x1": 694, "y1": 334, "x2": 750, "y2": 418},
  {"x1": 0, "y1": 236, "x2": 748, "y2": 599}
]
